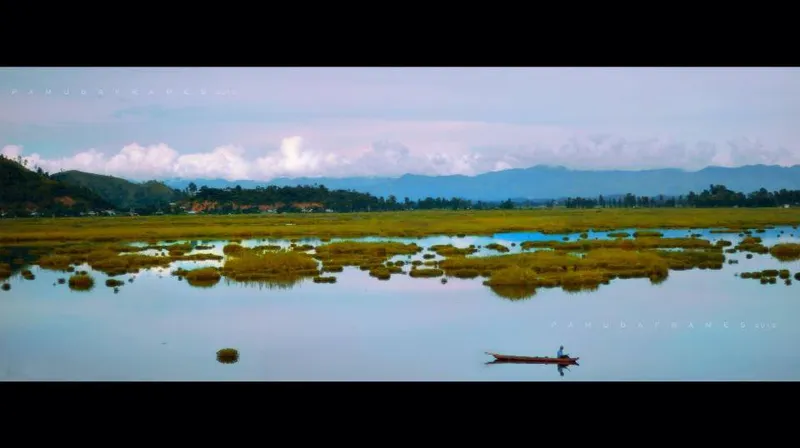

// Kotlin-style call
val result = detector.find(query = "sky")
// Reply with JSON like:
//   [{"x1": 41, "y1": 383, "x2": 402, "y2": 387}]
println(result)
[{"x1": 1, "y1": 67, "x2": 799, "y2": 181}]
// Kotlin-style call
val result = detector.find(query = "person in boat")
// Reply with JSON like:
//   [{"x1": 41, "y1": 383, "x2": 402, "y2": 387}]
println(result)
[{"x1": 557, "y1": 345, "x2": 569, "y2": 358}]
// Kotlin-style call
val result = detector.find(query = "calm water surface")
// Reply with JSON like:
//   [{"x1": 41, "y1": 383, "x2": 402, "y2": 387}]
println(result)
[{"x1": 1, "y1": 226, "x2": 799, "y2": 381}]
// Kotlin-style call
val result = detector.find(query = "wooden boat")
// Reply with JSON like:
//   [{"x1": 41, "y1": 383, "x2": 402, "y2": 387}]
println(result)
[{"x1": 485, "y1": 352, "x2": 579, "y2": 365}]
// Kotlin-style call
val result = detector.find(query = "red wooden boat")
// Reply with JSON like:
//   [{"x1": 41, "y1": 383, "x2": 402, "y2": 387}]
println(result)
[{"x1": 485, "y1": 352, "x2": 579, "y2": 365}]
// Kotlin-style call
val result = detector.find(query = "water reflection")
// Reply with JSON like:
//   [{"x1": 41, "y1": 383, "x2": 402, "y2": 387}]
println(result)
[
  {"x1": 484, "y1": 358, "x2": 580, "y2": 377},
  {"x1": 488, "y1": 284, "x2": 537, "y2": 300},
  {"x1": 2, "y1": 226, "x2": 799, "y2": 380}
]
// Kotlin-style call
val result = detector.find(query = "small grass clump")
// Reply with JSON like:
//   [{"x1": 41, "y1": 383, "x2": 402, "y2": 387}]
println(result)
[
  {"x1": 368, "y1": 267, "x2": 392, "y2": 280},
  {"x1": 769, "y1": 243, "x2": 800, "y2": 262},
  {"x1": 68, "y1": 273, "x2": 95, "y2": 291},
  {"x1": 1, "y1": 283, "x2": 9, "y2": 291},
  {"x1": 735, "y1": 237, "x2": 769, "y2": 254},
  {"x1": 313, "y1": 276, "x2": 337, "y2": 283},
  {"x1": 222, "y1": 243, "x2": 245, "y2": 255},
  {"x1": 216, "y1": 348, "x2": 239, "y2": 364},
  {"x1": 105, "y1": 278, "x2": 125, "y2": 287},
  {"x1": 607, "y1": 232, "x2": 630, "y2": 238},
  {"x1": 779, "y1": 270, "x2": 790, "y2": 280},
  {"x1": 485, "y1": 243, "x2": 510, "y2": 253},
  {"x1": 21, "y1": 269, "x2": 35, "y2": 280},
  {"x1": 429, "y1": 244, "x2": 478, "y2": 257},
  {"x1": 795, "y1": 272, "x2": 800, "y2": 281},
  {"x1": 408, "y1": 268, "x2": 444, "y2": 278},
  {"x1": 57, "y1": 278, "x2": 66, "y2": 284},
  {"x1": 184, "y1": 267, "x2": 222, "y2": 288}
]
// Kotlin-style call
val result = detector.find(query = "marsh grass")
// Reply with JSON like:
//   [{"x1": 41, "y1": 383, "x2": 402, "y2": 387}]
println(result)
[
  {"x1": 485, "y1": 243, "x2": 510, "y2": 253},
  {"x1": 105, "y1": 278, "x2": 124, "y2": 287},
  {"x1": 221, "y1": 249, "x2": 319, "y2": 283},
  {"x1": 368, "y1": 267, "x2": 392, "y2": 280},
  {"x1": 438, "y1": 246, "x2": 724, "y2": 296},
  {"x1": 429, "y1": 244, "x2": 478, "y2": 257},
  {"x1": 36, "y1": 254, "x2": 74, "y2": 271},
  {"x1": 735, "y1": 237, "x2": 769, "y2": 254},
  {"x1": 313, "y1": 276, "x2": 337, "y2": 283},
  {"x1": 3, "y1": 208, "x2": 799, "y2": 243},
  {"x1": 408, "y1": 268, "x2": 444, "y2": 278},
  {"x1": 520, "y1": 237, "x2": 713, "y2": 251},
  {"x1": 184, "y1": 267, "x2": 222, "y2": 288},
  {"x1": 769, "y1": 243, "x2": 800, "y2": 262},
  {"x1": 795, "y1": 272, "x2": 800, "y2": 281},
  {"x1": 21, "y1": 269, "x2": 35, "y2": 280},
  {"x1": 313, "y1": 241, "x2": 422, "y2": 273},
  {"x1": 68, "y1": 273, "x2": 95, "y2": 291},
  {"x1": 216, "y1": 348, "x2": 239, "y2": 364}
]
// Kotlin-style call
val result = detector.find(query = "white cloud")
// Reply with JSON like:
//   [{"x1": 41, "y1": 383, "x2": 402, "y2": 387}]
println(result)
[{"x1": 3, "y1": 121, "x2": 800, "y2": 182}]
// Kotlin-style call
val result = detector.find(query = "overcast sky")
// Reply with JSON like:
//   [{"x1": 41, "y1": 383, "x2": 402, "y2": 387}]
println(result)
[{"x1": 1, "y1": 67, "x2": 798, "y2": 181}]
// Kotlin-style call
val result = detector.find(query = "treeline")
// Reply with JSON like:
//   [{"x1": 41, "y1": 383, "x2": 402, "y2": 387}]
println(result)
[
  {"x1": 561, "y1": 185, "x2": 800, "y2": 209},
  {"x1": 187, "y1": 183, "x2": 508, "y2": 213}
]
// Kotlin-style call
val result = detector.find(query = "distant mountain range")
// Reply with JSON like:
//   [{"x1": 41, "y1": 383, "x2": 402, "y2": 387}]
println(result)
[
  {"x1": 160, "y1": 164, "x2": 800, "y2": 201},
  {"x1": 4, "y1": 160, "x2": 800, "y2": 216}
]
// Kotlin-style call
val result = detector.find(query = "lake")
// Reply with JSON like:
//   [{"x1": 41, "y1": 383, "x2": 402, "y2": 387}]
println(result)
[{"x1": 1, "y1": 226, "x2": 799, "y2": 381}]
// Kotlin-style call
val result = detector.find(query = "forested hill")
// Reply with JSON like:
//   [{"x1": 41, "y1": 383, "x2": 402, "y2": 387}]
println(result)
[
  {"x1": 0, "y1": 155, "x2": 115, "y2": 215},
  {"x1": 52, "y1": 170, "x2": 182, "y2": 210}
]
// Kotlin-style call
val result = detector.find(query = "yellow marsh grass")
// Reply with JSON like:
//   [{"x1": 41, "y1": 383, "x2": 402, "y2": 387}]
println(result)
[
  {"x1": 68, "y1": 273, "x2": 95, "y2": 291},
  {"x1": 485, "y1": 243, "x2": 510, "y2": 253},
  {"x1": 221, "y1": 249, "x2": 319, "y2": 282},
  {"x1": 2, "y1": 208, "x2": 799, "y2": 243},
  {"x1": 184, "y1": 267, "x2": 222, "y2": 288},
  {"x1": 429, "y1": 244, "x2": 478, "y2": 257},
  {"x1": 440, "y1": 248, "x2": 724, "y2": 296},
  {"x1": 314, "y1": 241, "x2": 422, "y2": 271},
  {"x1": 769, "y1": 243, "x2": 800, "y2": 262},
  {"x1": 520, "y1": 237, "x2": 713, "y2": 251}
]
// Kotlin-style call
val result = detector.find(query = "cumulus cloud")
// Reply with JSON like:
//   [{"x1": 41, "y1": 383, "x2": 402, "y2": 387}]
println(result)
[{"x1": 3, "y1": 125, "x2": 800, "y2": 183}]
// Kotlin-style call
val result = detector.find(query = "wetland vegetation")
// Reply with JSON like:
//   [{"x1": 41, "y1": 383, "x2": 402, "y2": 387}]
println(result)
[
  {"x1": 2, "y1": 207, "x2": 799, "y2": 243},
  {"x1": 1, "y1": 208, "x2": 798, "y2": 301}
]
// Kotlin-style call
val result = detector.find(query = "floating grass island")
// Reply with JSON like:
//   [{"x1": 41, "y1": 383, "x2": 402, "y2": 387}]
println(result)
[
  {"x1": 68, "y1": 273, "x2": 95, "y2": 291},
  {"x1": 216, "y1": 348, "x2": 239, "y2": 364}
]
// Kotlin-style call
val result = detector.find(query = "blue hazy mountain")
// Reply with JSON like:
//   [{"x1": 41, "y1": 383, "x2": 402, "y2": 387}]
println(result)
[{"x1": 160, "y1": 164, "x2": 800, "y2": 201}]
